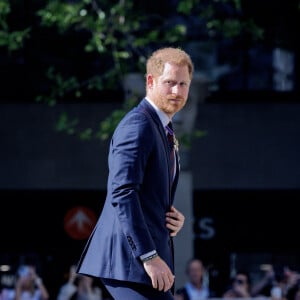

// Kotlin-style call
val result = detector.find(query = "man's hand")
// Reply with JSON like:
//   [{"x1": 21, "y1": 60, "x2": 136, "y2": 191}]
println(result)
[
  {"x1": 166, "y1": 206, "x2": 185, "y2": 237},
  {"x1": 143, "y1": 256, "x2": 175, "y2": 292}
]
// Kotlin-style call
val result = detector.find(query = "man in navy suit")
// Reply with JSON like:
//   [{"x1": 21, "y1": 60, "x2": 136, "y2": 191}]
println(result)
[{"x1": 77, "y1": 47, "x2": 194, "y2": 299}]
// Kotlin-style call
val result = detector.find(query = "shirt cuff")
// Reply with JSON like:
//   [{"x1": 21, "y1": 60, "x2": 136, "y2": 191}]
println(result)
[{"x1": 140, "y1": 250, "x2": 157, "y2": 261}]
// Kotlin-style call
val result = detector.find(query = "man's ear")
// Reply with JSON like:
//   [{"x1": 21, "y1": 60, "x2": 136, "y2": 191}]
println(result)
[{"x1": 146, "y1": 74, "x2": 154, "y2": 89}]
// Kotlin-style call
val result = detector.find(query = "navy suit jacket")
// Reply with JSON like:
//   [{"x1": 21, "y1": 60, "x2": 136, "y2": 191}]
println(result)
[{"x1": 77, "y1": 99, "x2": 179, "y2": 286}]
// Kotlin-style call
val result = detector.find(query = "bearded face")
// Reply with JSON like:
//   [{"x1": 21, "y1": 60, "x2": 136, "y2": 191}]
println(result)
[{"x1": 147, "y1": 63, "x2": 191, "y2": 118}]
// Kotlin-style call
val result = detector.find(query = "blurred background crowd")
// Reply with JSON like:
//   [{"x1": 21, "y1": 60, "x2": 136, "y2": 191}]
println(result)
[{"x1": 2, "y1": 258, "x2": 300, "y2": 300}]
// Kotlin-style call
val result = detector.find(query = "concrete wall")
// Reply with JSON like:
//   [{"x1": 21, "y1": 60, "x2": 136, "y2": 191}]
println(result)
[
  {"x1": 192, "y1": 102, "x2": 300, "y2": 189},
  {"x1": 1, "y1": 101, "x2": 300, "y2": 190}
]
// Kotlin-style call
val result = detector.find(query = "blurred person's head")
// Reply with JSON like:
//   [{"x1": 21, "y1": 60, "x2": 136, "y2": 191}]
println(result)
[
  {"x1": 77, "y1": 274, "x2": 94, "y2": 288},
  {"x1": 185, "y1": 258, "x2": 206, "y2": 288},
  {"x1": 16, "y1": 265, "x2": 36, "y2": 290},
  {"x1": 232, "y1": 271, "x2": 250, "y2": 292},
  {"x1": 234, "y1": 273, "x2": 249, "y2": 284}
]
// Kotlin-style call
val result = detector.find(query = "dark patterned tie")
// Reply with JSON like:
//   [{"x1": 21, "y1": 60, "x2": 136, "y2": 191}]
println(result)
[{"x1": 166, "y1": 122, "x2": 176, "y2": 181}]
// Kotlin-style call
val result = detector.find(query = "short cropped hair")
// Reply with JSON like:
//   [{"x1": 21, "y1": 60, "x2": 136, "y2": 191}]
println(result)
[{"x1": 146, "y1": 47, "x2": 194, "y2": 80}]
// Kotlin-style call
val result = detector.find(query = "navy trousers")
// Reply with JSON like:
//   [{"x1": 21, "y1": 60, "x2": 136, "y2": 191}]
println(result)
[{"x1": 101, "y1": 278, "x2": 174, "y2": 300}]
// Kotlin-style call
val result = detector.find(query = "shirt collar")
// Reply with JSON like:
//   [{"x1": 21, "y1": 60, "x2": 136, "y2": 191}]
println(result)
[{"x1": 145, "y1": 97, "x2": 171, "y2": 128}]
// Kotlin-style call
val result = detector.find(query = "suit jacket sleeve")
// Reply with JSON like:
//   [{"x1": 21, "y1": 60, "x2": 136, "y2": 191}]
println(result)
[{"x1": 108, "y1": 111, "x2": 157, "y2": 257}]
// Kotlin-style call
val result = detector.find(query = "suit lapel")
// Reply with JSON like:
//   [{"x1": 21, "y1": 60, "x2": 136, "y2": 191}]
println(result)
[
  {"x1": 137, "y1": 99, "x2": 175, "y2": 203},
  {"x1": 138, "y1": 99, "x2": 169, "y2": 151}
]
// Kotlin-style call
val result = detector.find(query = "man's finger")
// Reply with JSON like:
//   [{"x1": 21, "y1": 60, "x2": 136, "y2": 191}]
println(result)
[
  {"x1": 151, "y1": 275, "x2": 157, "y2": 289},
  {"x1": 157, "y1": 275, "x2": 164, "y2": 291}
]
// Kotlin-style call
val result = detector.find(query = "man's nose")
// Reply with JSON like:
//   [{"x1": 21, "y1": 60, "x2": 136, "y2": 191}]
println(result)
[{"x1": 171, "y1": 84, "x2": 180, "y2": 94}]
